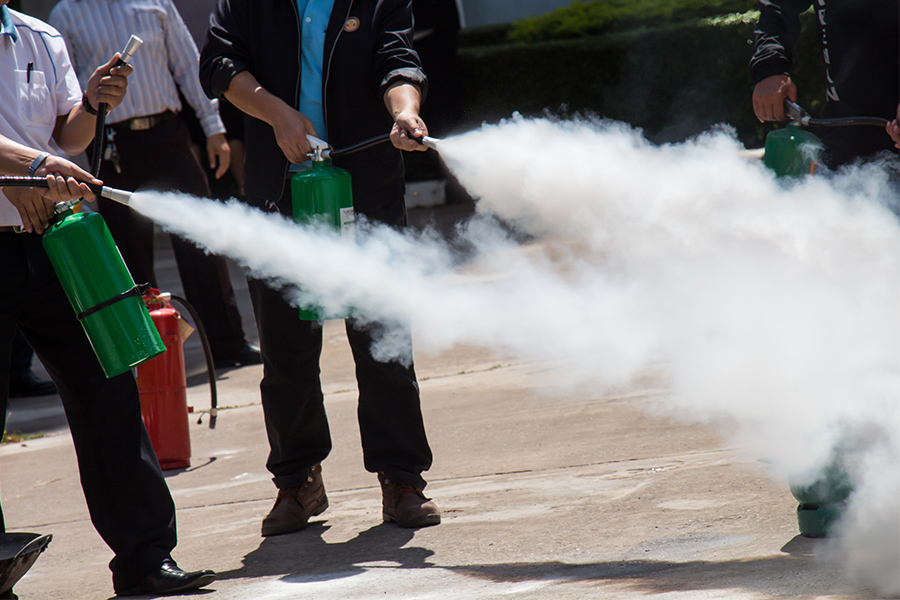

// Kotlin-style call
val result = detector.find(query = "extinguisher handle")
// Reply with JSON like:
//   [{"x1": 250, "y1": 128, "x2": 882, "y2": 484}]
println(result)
[
  {"x1": 90, "y1": 35, "x2": 143, "y2": 178},
  {"x1": 0, "y1": 176, "x2": 133, "y2": 206}
]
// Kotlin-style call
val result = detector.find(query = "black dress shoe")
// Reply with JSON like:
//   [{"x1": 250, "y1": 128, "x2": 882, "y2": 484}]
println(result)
[
  {"x1": 116, "y1": 559, "x2": 215, "y2": 596},
  {"x1": 213, "y1": 341, "x2": 262, "y2": 369},
  {"x1": 8, "y1": 372, "x2": 56, "y2": 398}
]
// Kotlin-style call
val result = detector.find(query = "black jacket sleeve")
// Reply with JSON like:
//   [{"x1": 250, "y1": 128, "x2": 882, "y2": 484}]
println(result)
[
  {"x1": 199, "y1": 0, "x2": 250, "y2": 100},
  {"x1": 374, "y1": 0, "x2": 428, "y2": 100},
  {"x1": 750, "y1": 0, "x2": 814, "y2": 83}
]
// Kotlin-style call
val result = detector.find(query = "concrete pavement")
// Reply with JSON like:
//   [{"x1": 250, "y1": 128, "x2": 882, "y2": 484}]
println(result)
[{"x1": 1, "y1": 201, "x2": 879, "y2": 599}]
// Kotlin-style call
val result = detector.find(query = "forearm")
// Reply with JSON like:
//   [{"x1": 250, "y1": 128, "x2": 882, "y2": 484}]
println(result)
[
  {"x1": 52, "y1": 104, "x2": 96, "y2": 156},
  {"x1": 384, "y1": 82, "x2": 422, "y2": 119},
  {"x1": 223, "y1": 71, "x2": 293, "y2": 129},
  {"x1": 0, "y1": 135, "x2": 47, "y2": 175}
]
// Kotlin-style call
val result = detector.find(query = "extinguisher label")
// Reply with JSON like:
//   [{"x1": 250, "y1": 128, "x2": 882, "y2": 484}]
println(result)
[{"x1": 340, "y1": 207, "x2": 355, "y2": 240}]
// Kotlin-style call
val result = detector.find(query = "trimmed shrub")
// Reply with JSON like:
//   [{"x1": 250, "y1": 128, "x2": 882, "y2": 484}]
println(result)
[{"x1": 455, "y1": 10, "x2": 824, "y2": 147}]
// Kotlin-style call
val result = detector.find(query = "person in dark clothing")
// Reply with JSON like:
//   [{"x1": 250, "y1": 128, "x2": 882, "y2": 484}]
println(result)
[
  {"x1": 200, "y1": 0, "x2": 440, "y2": 536},
  {"x1": 7, "y1": 330, "x2": 56, "y2": 398},
  {"x1": 0, "y1": 4, "x2": 214, "y2": 595},
  {"x1": 750, "y1": 0, "x2": 900, "y2": 168}
]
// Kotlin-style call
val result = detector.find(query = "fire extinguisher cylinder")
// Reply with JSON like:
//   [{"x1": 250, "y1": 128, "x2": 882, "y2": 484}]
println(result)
[
  {"x1": 291, "y1": 155, "x2": 355, "y2": 321},
  {"x1": 41, "y1": 202, "x2": 165, "y2": 377}
]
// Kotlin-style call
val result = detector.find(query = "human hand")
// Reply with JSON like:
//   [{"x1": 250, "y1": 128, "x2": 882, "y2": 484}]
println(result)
[
  {"x1": 752, "y1": 74, "x2": 797, "y2": 122},
  {"x1": 271, "y1": 105, "x2": 317, "y2": 164},
  {"x1": 85, "y1": 53, "x2": 134, "y2": 113},
  {"x1": 206, "y1": 133, "x2": 231, "y2": 179},
  {"x1": 35, "y1": 155, "x2": 100, "y2": 203},
  {"x1": 390, "y1": 110, "x2": 428, "y2": 152},
  {"x1": 3, "y1": 187, "x2": 57, "y2": 234},
  {"x1": 887, "y1": 104, "x2": 900, "y2": 149}
]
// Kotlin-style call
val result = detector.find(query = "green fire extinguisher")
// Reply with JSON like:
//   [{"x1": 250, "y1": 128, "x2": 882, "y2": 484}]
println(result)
[
  {"x1": 288, "y1": 133, "x2": 441, "y2": 320},
  {"x1": 290, "y1": 136, "x2": 357, "y2": 321},
  {"x1": 42, "y1": 200, "x2": 165, "y2": 377},
  {"x1": 763, "y1": 100, "x2": 890, "y2": 178}
]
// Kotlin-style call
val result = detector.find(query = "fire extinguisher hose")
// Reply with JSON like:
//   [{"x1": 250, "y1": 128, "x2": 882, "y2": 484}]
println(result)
[{"x1": 166, "y1": 294, "x2": 218, "y2": 429}]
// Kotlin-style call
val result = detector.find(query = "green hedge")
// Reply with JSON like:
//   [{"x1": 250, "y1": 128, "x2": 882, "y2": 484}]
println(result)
[
  {"x1": 507, "y1": 0, "x2": 757, "y2": 42},
  {"x1": 455, "y1": 10, "x2": 824, "y2": 148}
]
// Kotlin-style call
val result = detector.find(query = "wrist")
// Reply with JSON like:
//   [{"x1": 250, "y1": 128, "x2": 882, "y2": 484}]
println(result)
[
  {"x1": 28, "y1": 152, "x2": 51, "y2": 176},
  {"x1": 81, "y1": 91, "x2": 99, "y2": 116}
]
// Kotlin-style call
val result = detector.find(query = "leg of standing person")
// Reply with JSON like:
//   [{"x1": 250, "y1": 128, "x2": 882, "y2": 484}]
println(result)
[
  {"x1": 7, "y1": 328, "x2": 55, "y2": 398},
  {"x1": 345, "y1": 201, "x2": 438, "y2": 527},
  {"x1": 0, "y1": 233, "x2": 187, "y2": 593},
  {"x1": 248, "y1": 274, "x2": 332, "y2": 536}
]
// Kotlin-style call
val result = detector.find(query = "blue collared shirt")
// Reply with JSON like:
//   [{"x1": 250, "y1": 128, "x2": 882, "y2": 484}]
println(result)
[
  {"x1": 297, "y1": 0, "x2": 334, "y2": 142},
  {"x1": 290, "y1": 0, "x2": 334, "y2": 171}
]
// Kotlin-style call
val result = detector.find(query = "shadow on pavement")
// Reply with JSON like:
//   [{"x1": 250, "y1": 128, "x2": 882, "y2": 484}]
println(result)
[
  {"x1": 446, "y1": 552, "x2": 838, "y2": 598},
  {"x1": 216, "y1": 522, "x2": 433, "y2": 584}
]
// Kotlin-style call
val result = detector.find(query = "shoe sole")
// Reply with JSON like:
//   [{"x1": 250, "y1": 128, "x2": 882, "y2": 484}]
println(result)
[
  {"x1": 383, "y1": 511, "x2": 441, "y2": 528},
  {"x1": 117, "y1": 572, "x2": 216, "y2": 596},
  {"x1": 261, "y1": 496, "x2": 328, "y2": 537}
]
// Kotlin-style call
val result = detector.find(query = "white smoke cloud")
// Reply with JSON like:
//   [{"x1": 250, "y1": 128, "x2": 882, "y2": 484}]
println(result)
[{"x1": 129, "y1": 115, "x2": 899, "y2": 596}]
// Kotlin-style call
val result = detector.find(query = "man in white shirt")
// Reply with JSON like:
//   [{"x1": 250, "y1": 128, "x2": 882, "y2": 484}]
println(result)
[
  {"x1": 0, "y1": 2, "x2": 215, "y2": 596},
  {"x1": 50, "y1": 0, "x2": 262, "y2": 369}
]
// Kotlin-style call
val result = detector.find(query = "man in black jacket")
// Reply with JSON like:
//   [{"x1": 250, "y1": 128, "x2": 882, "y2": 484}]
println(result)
[
  {"x1": 199, "y1": 0, "x2": 440, "y2": 536},
  {"x1": 750, "y1": 0, "x2": 899, "y2": 168}
]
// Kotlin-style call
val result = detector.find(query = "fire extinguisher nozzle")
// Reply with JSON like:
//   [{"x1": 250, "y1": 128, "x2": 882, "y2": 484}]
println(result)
[
  {"x1": 418, "y1": 136, "x2": 441, "y2": 151},
  {"x1": 98, "y1": 185, "x2": 133, "y2": 206}
]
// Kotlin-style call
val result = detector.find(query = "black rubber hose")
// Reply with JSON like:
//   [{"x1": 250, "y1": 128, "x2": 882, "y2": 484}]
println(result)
[
  {"x1": 0, "y1": 176, "x2": 100, "y2": 194},
  {"x1": 167, "y1": 294, "x2": 218, "y2": 429},
  {"x1": 806, "y1": 116, "x2": 890, "y2": 128},
  {"x1": 328, "y1": 133, "x2": 392, "y2": 157},
  {"x1": 89, "y1": 103, "x2": 108, "y2": 178}
]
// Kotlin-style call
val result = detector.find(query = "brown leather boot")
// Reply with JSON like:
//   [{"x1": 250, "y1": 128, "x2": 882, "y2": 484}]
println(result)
[
  {"x1": 378, "y1": 473, "x2": 441, "y2": 528},
  {"x1": 261, "y1": 463, "x2": 328, "y2": 536}
]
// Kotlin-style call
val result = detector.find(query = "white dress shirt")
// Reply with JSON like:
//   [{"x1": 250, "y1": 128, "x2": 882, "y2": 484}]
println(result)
[
  {"x1": 0, "y1": 7, "x2": 82, "y2": 226},
  {"x1": 49, "y1": 0, "x2": 224, "y2": 137}
]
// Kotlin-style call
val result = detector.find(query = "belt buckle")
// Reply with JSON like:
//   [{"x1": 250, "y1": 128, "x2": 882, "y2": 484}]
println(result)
[{"x1": 130, "y1": 117, "x2": 152, "y2": 131}]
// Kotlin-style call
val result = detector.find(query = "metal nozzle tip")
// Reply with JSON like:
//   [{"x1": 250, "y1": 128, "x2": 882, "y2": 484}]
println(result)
[{"x1": 100, "y1": 186, "x2": 133, "y2": 206}]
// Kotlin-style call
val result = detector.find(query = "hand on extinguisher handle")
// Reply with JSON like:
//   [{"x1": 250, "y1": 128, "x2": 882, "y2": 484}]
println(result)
[{"x1": 91, "y1": 35, "x2": 142, "y2": 177}]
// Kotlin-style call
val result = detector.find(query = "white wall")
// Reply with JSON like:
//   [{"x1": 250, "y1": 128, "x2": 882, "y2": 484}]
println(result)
[{"x1": 460, "y1": 0, "x2": 573, "y2": 27}]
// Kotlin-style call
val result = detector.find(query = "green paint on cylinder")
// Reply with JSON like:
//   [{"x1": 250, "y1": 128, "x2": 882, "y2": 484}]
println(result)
[
  {"x1": 42, "y1": 206, "x2": 165, "y2": 377},
  {"x1": 291, "y1": 160, "x2": 355, "y2": 321},
  {"x1": 763, "y1": 125, "x2": 823, "y2": 178}
]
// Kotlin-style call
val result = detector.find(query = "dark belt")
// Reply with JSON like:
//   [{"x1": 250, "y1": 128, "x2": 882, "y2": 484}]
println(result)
[
  {"x1": 0, "y1": 225, "x2": 24, "y2": 234},
  {"x1": 110, "y1": 110, "x2": 177, "y2": 131}
]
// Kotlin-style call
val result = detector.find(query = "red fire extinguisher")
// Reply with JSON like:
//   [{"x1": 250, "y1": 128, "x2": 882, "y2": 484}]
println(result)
[{"x1": 136, "y1": 289, "x2": 218, "y2": 470}]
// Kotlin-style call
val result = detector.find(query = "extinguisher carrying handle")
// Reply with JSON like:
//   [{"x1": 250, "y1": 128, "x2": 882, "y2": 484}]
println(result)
[{"x1": 166, "y1": 294, "x2": 218, "y2": 429}]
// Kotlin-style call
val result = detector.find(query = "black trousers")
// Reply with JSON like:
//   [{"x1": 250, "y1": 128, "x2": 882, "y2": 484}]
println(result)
[
  {"x1": 249, "y1": 193, "x2": 433, "y2": 490},
  {"x1": 93, "y1": 115, "x2": 246, "y2": 358},
  {"x1": 0, "y1": 233, "x2": 176, "y2": 590}
]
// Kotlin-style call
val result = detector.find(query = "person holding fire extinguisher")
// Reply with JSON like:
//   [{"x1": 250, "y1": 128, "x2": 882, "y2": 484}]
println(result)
[
  {"x1": 200, "y1": 0, "x2": 441, "y2": 536},
  {"x1": 750, "y1": 0, "x2": 899, "y2": 169},
  {"x1": 0, "y1": 3, "x2": 215, "y2": 596}
]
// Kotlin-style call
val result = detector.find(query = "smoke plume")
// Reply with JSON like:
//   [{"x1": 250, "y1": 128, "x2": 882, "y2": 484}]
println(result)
[{"x1": 129, "y1": 115, "x2": 899, "y2": 596}]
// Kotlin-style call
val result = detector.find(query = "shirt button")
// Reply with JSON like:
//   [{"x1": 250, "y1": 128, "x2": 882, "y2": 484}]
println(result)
[{"x1": 306, "y1": 17, "x2": 312, "y2": 22}]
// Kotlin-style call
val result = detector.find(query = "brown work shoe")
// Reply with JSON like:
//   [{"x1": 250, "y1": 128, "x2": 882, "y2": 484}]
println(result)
[
  {"x1": 378, "y1": 473, "x2": 441, "y2": 528},
  {"x1": 261, "y1": 464, "x2": 328, "y2": 536}
]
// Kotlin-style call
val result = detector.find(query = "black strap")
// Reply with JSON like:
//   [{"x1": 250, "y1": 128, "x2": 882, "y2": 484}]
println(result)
[{"x1": 76, "y1": 282, "x2": 150, "y2": 321}]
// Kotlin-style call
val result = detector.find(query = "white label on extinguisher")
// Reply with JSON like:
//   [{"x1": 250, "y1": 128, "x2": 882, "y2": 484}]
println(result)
[{"x1": 340, "y1": 207, "x2": 355, "y2": 241}]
